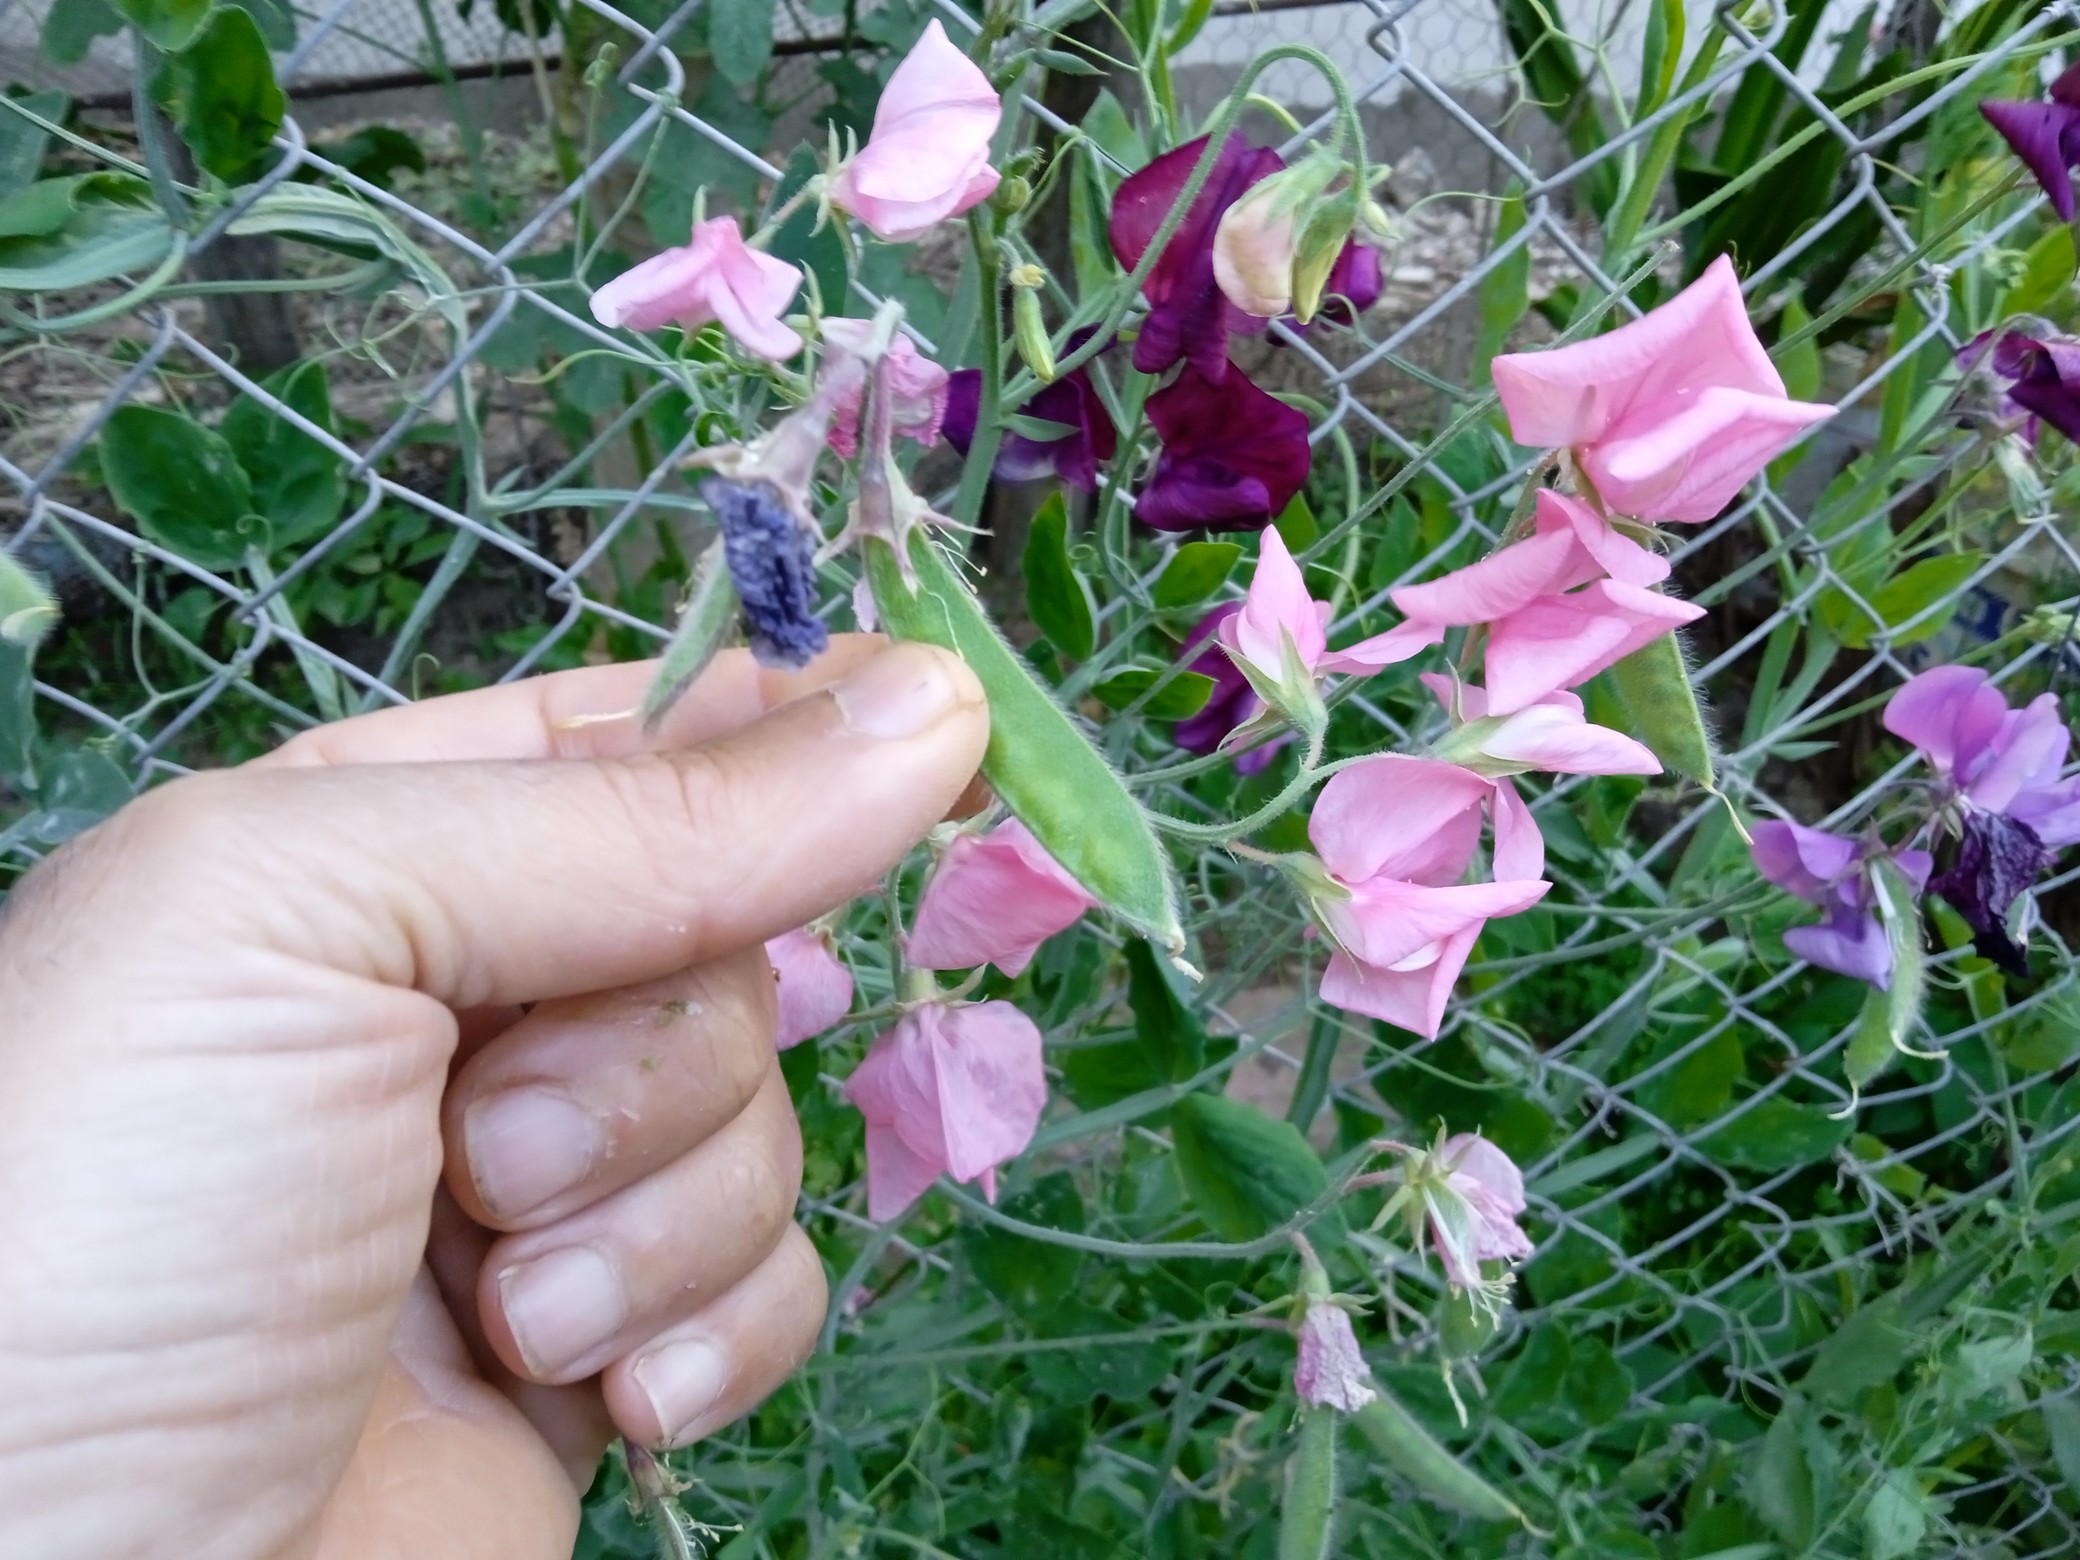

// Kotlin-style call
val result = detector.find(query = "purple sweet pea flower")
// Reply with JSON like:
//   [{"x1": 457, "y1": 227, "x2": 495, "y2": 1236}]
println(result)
[
  {"x1": 1930, "y1": 811, "x2": 2058, "y2": 973},
  {"x1": 1110, "y1": 133, "x2": 1284, "y2": 383},
  {"x1": 1134, "y1": 364, "x2": 1313, "y2": 532},
  {"x1": 1980, "y1": 63, "x2": 2080, "y2": 222},
  {"x1": 942, "y1": 362, "x2": 1119, "y2": 492},
  {"x1": 1959, "y1": 328, "x2": 2080, "y2": 445},
  {"x1": 1751, "y1": 820, "x2": 1933, "y2": 989},
  {"x1": 1173, "y1": 603, "x2": 1291, "y2": 775}
]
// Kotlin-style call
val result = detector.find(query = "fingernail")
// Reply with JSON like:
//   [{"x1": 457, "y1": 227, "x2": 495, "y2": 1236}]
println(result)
[
  {"x1": 499, "y1": 1246, "x2": 627, "y2": 1378},
  {"x1": 633, "y1": 1336, "x2": 732, "y2": 1446},
  {"x1": 466, "y1": 1087, "x2": 605, "y2": 1220},
  {"x1": 833, "y1": 644, "x2": 973, "y2": 740}
]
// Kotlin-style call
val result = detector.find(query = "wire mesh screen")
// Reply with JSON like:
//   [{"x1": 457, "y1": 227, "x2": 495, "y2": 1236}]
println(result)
[{"x1": 4, "y1": 0, "x2": 2080, "y2": 1553}]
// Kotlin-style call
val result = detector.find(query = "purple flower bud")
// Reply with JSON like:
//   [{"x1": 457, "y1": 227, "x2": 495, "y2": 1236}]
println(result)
[
  {"x1": 1930, "y1": 811, "x2": 2057, "y2": 974},
  {"x1": 1958, "y1": 327, "x2": 2080, "y2": 445},
  {"x1": 1980, "y1": 64, "x2": 2080, "y2": 222},
  {"x1": 698, "y1": 476, "x2": 829, "y2": 669}
]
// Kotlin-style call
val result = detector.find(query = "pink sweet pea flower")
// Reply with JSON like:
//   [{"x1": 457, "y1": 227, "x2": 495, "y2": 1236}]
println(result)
[
  {"x1": 766, "y1": 927, "x2": 855, "y2": 1049},
  {"x1": 1424, "y1": 1134, "x2": 1534, "y2": 1292},
  {"x1": 1420, "y1": 675, "x2": 1661, "y2": 776},
  {"x1": 843, "y1": 1000, "x2": 1047, "y2": 1221},
  {"x1": 1883, "y1": 666, "x2": 2080, "y2": 842},
  {"x1": 1379, "y1": 489, "x2": 1702, "y2": 714},
  {"x1": 1491, "y1": 256, "x2": 1834, "y2": 522},
  {"x1": 1294, "y1": 1300, "x2": 1377, "y2": 1413},
  {"x1": 822, "y1": 318, "x2": 948, "y2": 458},
  {"x1": 1173, "y1": 604, "x2": 1291, "y2": 775},
  {"x1": 905, "y1": 818, "x2": 1096, "y2": 977},
  {"x1": 590, "y1": 215, "x2": 803, "y2": 360},
  {"x1": 1305, "y1": 756, "x2": 1550, "y2": 1039},
  {"x1": 828, "y1": 20, "x2": 1001, "y2": 243}
]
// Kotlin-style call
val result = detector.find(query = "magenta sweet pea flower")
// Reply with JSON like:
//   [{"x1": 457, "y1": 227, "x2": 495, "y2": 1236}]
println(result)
[
  {"x1": 1376, "y1": 489, "x2": 1702, "y2": 714},
  {"x1": 905, "y1": 818, "x2": 1096, "y2": 977},
  {"x1": 1491, "y1": 256, "x2": 1834, "y2": 522},
  {"x1": 1173, "y1": 604, "x2": 1289, "y2": 775},
  {"x1": 1110, "y1": 133, "x2": 1284, "y2": 381},
  {"x1": 943, "y1": 361, "x2": 1118, "y2": 491},
  {"x1": 828, "y1": 20, "x2": 1001, "y2": 242},
  {"x1": 1420, "y1": 675, "x2": 1661, "y2": 776},
  {"x1": 843, "y1": 1000, "x2": 1047, "y2": 1221},
  {"x1": 590, "y1": 215, "x2": 803, "y2": 360},
  {"x1": 823, "y1": 319, "x2": 948, "y2": 457},
  {"x1": 1303, "y1": 756, "x2": 1551, "y2": 1039},
  {"x1": 1981, "y1": 63, "x2": 2080, "y2": 223},
  {"x1": 1294, "y1": 1299, "x2": 1377, "y2": 1413},
  {"x1": 766, "y1": 927, "x2": 855, "y2": 1049},
  {"x1": 1135, "y1": 364, "x2": 1312, "y2": 532},
  {"x1": 1750, "y1": 820, "x2": 1933, "y2": 989},
  {"x1": 1959, "y1": 327, "x2": 2080, "y2": 445}
]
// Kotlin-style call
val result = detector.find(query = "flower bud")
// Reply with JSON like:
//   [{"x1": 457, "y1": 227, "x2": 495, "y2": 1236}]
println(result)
[
  {"x1": 1290, "y1": 190, "x2": 1359, "y2": 325},
  {"x1": 992, "y1": 172, "x2": 1032, "y2": 216},
  {"x1": 1011, "y1": 271, "x2": 1057, "y2": 383},
  {"x1": 1210, "y1": 148, "x2": 1346, "y2": 321}
]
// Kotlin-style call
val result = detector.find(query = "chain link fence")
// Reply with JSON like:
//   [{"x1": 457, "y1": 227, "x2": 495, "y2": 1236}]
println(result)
[{"x1": 4, "y1": 0, "x2": 2080, "y2": 1552}]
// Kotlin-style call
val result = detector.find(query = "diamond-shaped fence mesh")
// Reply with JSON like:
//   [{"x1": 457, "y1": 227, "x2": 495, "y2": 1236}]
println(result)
[{"x1": 4, "y1": 0, "x2": 2080, "y2": 1552}]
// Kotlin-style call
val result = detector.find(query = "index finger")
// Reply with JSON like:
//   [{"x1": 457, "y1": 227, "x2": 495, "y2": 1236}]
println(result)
[{"x1": 257, "y1": 635, "x2": 891, "y2": 770}]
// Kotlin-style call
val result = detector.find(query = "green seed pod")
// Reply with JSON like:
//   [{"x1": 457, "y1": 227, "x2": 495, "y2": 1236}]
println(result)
[
  {"x1": 864, "y1": 529, "x2": 1185, "y2": 952},
  {"x1": 1351, "y1": 1387, "x2": 1526, "y2": 1524},
  {"x1": 1278, "y1": 1409, "x2": 1338, "y2": 1560},
  {"x1": 0, "y1": 550, "x2": 58, "y2": 651},
  {"x1": 1606, "y1": 626, "x2": 1717, "y2": 790},
  {"x1": 1012, "y1": 283, "x2": 1057, "y2": 382}
]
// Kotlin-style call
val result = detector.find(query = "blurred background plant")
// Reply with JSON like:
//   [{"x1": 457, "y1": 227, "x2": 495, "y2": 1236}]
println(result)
[{"x1": 4, "y1": 0, "x2": 2080, "y2": 1555}]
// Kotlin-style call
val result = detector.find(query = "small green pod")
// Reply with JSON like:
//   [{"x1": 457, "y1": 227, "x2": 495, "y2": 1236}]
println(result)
[
  {"x1": 1352, "y1": 1387, "x2": 1525, "y2": 1524},
  {"x1": 865, "y1": 530, "x2": 1185, "y2": 952},
  {"x1": 1278, "y1": 1408, "x2": 1338, "y2": 1560},
  {"x1": 1012, "y1": 284, "x2": 1057, "y2": 383},
  {"x1": 640, "y1": 537, "x2": 740, "y2": 732},
  {"x1": 0, "y1": 550, "x2": 58, "y2": 651},
  {"x1": 1607, "y1": 627, "x2": 1716, "y2": 790}
]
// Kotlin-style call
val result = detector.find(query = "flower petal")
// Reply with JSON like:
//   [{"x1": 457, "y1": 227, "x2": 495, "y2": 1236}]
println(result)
[
  {"x1": 1981, "y1": 99, "x2": 2080, "y2": 222},
  {"x1": 1881, "y1": 665, "x2": 2006, "y2": 782},
  {"x1": 1482, "y1": 579, "x2": 1704, "y2": 714},
  {"x1": 1308, "y1": 755, "x2": 1494, "y2": 886},
  {"x1": 1749, "y1": 818, "x2": 1859, "y2": 904},
  {"x1": 906, "y1": 819, "x2": 1095, "y2": 976},
  {"x1": 1585, "y1": 385, "x2": 1833, "y2": 522},
  {"x1": 767, "y1": 928, "x2": 854, "y2": 1049},
  {"x1": 1229, "y1": 523, "x2": 1324, "y2": 673}
]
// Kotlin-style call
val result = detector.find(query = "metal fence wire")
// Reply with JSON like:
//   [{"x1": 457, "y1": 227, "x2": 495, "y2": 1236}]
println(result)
[{"x1": 5, "y1": 0, "x2": 2080, "y2": 1553}]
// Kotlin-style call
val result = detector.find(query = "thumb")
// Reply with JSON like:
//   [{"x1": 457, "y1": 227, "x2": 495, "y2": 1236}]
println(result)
[{"x1": 26, "y1": 641, "x2": 988, "y2": 1011}]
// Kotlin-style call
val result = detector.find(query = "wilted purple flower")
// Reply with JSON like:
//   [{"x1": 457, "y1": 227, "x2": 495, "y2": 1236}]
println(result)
[
  {"x1": 1883, "y1": 666, "x2": 2080, "y2": 844},
  {"x1": 1135, "y1": 364, "x2": 1313, "y2": 532},
  {"x1": 1959, "y1": 328, "x2": 2080, "y2": 445},
  {"x1": 942, "y1": 362, "x2": 1119, "y2": 492},
  {"x1": 1981, "y1": 64, "x2": 2080, "y2": 222},
  {"x1": 1294, "y1": 1300, "x2": 1376, "y2": 1413},
  {"x1": 1385, "y1": 1132, "x2": 1534, "y2": 1312},
  {"x1": 1172, "y1": 603, "x2": 1290, "y2": 775},
  {"x1": 1110, "y1": 133, "x2": 1283, "y2": 382},
  {"x1": 1751, "y1": 820, "x2": 1933, "y2": 989},
  {"x1": 1930, "y1": 811, "x2": 2058, "y2": 973},
  {"x1": 698, "y1": 477, "x2": 829, "y2": 668}
]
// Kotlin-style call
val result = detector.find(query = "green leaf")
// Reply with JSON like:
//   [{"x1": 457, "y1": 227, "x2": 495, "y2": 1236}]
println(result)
[
  {"x1": 0, "y1": 178, "x2": 170, "y2": 290},
  {"x1": 1153, "y1": 541, "x2": 1241, "y2": 610},
  {"x1": 111, "y1": 0, "x2": 213, "y2": 51},
  {"x1": 960, "y1": 1172, "x2": 1085, "y2": 1321},
  {"x1": 1351, "y1": 1389, "x2": 1525, "y2": 1523},
  {"x1": 1636, "y1": 1029, "x2": 1741, "y2": 1129},
  {"x1": 308, "y1": 124, "x2": 425, "y2": 190},
  {"x1": 639, "y1": 538, "x2": 739, "y2": 730},
  {"x1": 100, "y1": 405, "x2": 259, "y2": 574},
  {"x1": 1022, "y1": 493, "x2": 1095, "y2": 661},
  {"x1": 0, "y1": 640, "x2": 36, "y2": 787},
  {"x1": 1775, "y1": 296, "x2": 1822, "y2": 404},
  {"x1": 234, "y1": 0, "x2": 298, "y2": 49},
  {"x1": 762, "y1": 145, "x2": 845, "y2": 314},
  {"x1": 1604, "y1": 628, "x2": 1716, "y2": 789},
  {"x1": 1863, "y1": 553, "x2": 1984, "y2": 648},
  {"x1": 1082, "y1": 89, "x2": 1148, "y2": 172},
  {"x1": 709, "y1": 0, "x2": 775, "y2": 86},
  {"x1": 1170, "y1": 1092, "x2": 1337, "y2": 1243},
  {"x1": 1944, "y1": 1329, "x2": 2032, "y2": 1402},
  {"x1": 1746, "y1": 1397, "x2": 1816, "y2": 1550},
  {"x1": 0, "y1": 92, "x2": 69, "y2": 201},
  {"x1": 2042, "y1": 1397, "x2": 2080, "y2": 1493},
  {"x1": 1700, "y1": 1097, "x2": 1851, "y2": 1172},
  {"x1": 1126, "y1": 936, "x2": 1207, "y2": 1084},
  {"x1": 1273, "y1": 491, "x2": 1317, "y2": 552},
  {"x1": 2000, "y1": 224, "x2": 2076, "y2": 319},
  {"x1": 1863, "y1": 1472, "x2": 1926, "y2": 1560},
  {"x1": 1472, "y1": 186, "x2": 1528, "y2": 382},
  {"x1": 1636, "y1": 0, "x2": 1683, "y2": 114},
  {"x1": 40, "y1": 0, "x2": 123, "y2": 64},
  {"x1": 865, "y1": 530, "x2": 1183, "y2": 950},
  {"x1": 1092, "y1": 667, "x2": 1213, "y2": 720},
  {"x1": 220, "y1": 361, "x2": 345, "y2": 548},
  {"x1": 0, "y1": 550, "x2": 59, "y2": 650},
  {"x1": 1804, "y1": 1291, "x2": 1912, "y2": 1403},
  {"x1": 1003, "y1": 413, "x2": 1079, "y2": 442},
  {"x1": 154, "y1": 5, "x2": 285, "y2": 182}
]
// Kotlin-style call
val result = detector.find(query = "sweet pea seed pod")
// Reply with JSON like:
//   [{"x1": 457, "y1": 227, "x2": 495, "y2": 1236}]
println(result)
[
  {"x1": 640, "y1": 536, "x2": 739, "y2": 731},
  {"x1": 0, "y1": 550, "x2": 58, "y2": 651},
  {"x1": 992, "y1": 173, "x2": 1032, "y2": 216},
  {"x1": 1012, "y1": 282, "x2": 1057, "y2": 382},
  {"x1": 1278, "y1": 1408, "x2": 1338, "y2": 1560},
  {"x1": 1352, "y1": 1388, "x2": 1525, "y2": 1524},
  {"x1": 1606, "y1": 627, "x2": 1716, "y2": 790},
  {"x1": 864, "y1": 529, "x2": 1185, "y2": 952}
]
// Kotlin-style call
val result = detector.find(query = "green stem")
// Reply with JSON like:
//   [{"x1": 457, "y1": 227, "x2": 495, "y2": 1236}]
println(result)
[
  {"x1": 951, "y1": 207, "x2": 1006, "y2": 527},
  {"x1": 1150, "y1": 734, "x2": 1323, "y2": 842}
]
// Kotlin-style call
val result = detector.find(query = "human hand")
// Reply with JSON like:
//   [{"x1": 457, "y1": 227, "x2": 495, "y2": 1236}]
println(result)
[{"x1": 0, "y1": 637, "x2": 988, "y2": 1560}]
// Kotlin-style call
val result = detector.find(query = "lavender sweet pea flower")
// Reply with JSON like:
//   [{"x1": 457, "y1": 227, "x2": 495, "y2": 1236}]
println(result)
[
  {"x1": 1172, "y1": 603, "x2": 1290, "y2": 775},
  {"x1": 942, "y1": 362, "x2": 1119, "y2": 492},
  {"x1": 1981, "y1": 63, "x2": 2080, "y2": 222},
  {"x1": 1959, "y1": 328, "x2": 2080, "y2": 445},
  {"x1": 1109, "y1": 133, "x2": 1284, "y2": 382},
  {"x1": 1751, "y1": 820, "x2": 1933, "y2": 989},
  {"x1": 1883, "y1": 666, "x2": 2080, "y2": 844},
  {"x1": 1135, "y1": 364, "x2": 1313, "y2": 532}
]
